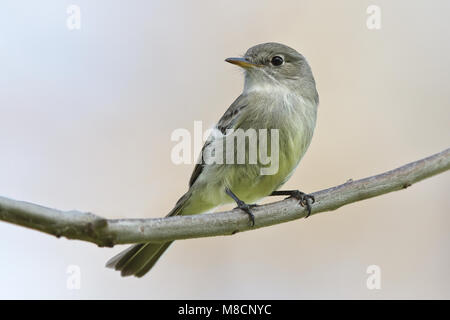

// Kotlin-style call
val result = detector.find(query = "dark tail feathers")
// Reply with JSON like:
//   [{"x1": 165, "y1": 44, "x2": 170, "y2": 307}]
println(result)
[{"x1": 105, "y1": 191, "x2": 190, "y2": 277}]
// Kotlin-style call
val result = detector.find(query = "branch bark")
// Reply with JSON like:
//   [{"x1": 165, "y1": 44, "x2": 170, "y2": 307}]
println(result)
[{"x1": 0, "y1": 148, "x2": 449, "y2": 247}]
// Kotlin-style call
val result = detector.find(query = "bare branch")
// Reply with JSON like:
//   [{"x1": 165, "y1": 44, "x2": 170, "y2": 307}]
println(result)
[{"x1": 0, "y1": 148, "x2": 449, "y2": 247}]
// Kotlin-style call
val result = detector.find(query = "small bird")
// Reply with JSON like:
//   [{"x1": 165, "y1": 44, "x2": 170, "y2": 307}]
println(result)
[{"x1": 106, "y1": 42, "x2": 319, "y2": 277}]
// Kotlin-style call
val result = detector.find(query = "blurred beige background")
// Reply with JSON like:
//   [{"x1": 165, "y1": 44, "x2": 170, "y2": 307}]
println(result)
[{"x1": 0, "y1": 0, "x2": 449, "y2": 299}]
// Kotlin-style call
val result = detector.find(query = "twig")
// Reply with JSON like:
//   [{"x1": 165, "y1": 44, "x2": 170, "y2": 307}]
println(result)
[{"x1": 0, "y1": 148, "x2": 449, "y2": 247}]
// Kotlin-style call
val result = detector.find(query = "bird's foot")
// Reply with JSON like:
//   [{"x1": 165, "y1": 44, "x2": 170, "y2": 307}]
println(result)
[
  {"x1": 271, "y1": 190, "x2": 315, "y2": 218},
  {"x1": 225, "y1": 188, "x2": 257, "y2": 226},
  {"x1": 287, "y1": 191, "x2": 315, "y2": 218},
  {"x1": 233, "y1": 200, "x2": 257, "y2": 227}
]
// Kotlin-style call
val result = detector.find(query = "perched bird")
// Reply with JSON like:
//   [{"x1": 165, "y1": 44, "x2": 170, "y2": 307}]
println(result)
[{"x1": 106, "y1": 42, "x2": 319, "y2": 277}]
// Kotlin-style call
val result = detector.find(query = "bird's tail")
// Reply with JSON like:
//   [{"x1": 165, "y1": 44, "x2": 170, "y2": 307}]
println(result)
[{"x1": 105, "y1": 192, "x2": 190, "y2": 277}]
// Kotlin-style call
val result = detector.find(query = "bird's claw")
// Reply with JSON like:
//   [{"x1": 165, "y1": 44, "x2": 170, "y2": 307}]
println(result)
[
  {"x1": 288, "y1": 191, "x2": 315, "y2": 218},
  {"x1": 234, "y1": 201, "x2": 257, "y2": 227}
]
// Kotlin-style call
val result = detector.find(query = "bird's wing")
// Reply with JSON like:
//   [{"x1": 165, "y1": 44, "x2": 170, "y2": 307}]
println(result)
[{"x1": 188, "y1": 94, "x2": 248, "y2": 187}]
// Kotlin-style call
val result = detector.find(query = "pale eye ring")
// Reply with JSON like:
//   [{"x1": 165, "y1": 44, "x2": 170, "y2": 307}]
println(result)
[{"x1": 271, "y1": 56, "x2": 284, "y2": 66}]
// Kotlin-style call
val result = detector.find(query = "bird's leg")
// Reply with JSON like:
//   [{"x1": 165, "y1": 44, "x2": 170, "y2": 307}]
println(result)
[
  {"x1": 225, "y1": 188, "x2": 257, "y2": 227},
  {"x1": 270, "y1": 190, "x2": 315, "y2": 218}
]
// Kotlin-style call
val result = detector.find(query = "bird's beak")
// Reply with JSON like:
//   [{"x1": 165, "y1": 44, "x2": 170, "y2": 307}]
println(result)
[{"x1": 225, "y1": 57, "x2": 262, "y2": 69}]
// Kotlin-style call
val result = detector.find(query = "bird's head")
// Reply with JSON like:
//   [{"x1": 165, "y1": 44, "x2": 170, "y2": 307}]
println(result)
[{"x1": 225, "y1": 42, "x2": 316, "y2": 95}]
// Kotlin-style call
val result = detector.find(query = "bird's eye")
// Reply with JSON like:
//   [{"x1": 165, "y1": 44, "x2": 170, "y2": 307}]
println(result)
[{"x1": 271, "y1": 56, "x2": 284, "y2": 66}]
